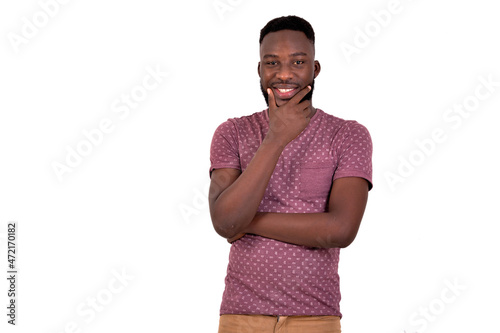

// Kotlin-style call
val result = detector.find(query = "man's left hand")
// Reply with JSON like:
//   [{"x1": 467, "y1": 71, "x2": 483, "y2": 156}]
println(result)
[{"x1": 227, "y1": 233, "x2": 246, "y2": 244}]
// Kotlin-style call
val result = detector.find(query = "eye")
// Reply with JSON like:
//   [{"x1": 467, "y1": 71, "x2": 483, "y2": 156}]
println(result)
[
  {"x1": 293, "y1": 60, "x2": 305, "y2": 65},
  {"x1": 266, "y1": 61, "x2": 278, "y2": 65}
]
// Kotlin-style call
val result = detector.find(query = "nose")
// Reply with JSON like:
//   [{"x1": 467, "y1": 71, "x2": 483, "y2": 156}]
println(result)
[{"x1": 276, "y1": 63, "x2": 293, "y2": 81}]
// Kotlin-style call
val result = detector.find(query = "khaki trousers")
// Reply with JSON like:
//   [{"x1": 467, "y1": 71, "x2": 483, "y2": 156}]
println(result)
[{"x1": 218, "y1": 314, "x2": 341, "y2": 333}]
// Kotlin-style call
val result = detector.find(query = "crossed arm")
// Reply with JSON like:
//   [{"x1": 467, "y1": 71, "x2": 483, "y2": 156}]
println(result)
[
  {"x1": 208, "y1": 87, "x2": 369, "y2": 248},
  {"x1": 209, "y1": 155, "x2": 369, "y2": 249}
]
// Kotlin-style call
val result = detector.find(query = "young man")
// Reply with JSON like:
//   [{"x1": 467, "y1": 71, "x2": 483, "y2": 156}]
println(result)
[{"x1": 209, "y1": 15, "x2": 373, "y2": 333}]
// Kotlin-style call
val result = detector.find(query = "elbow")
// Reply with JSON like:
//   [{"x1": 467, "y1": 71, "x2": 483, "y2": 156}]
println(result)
[
  {"x1": 212, "y1": 221, "x2": 238, "y2": 239},
  {"x1": 210, "y1": 206, "x2": 235, "y2": 238},
  {"x1": 318, "y1": 232, "x2": 355, "y2": 249},
  {"x1": 211, "y1": 212, "x2": 244, "y2": 239},
  {"x1": 323, "y1": 234, "x2": 355, "y2": 249},
  {"x1": 210, "y1": 205, "x2": 252, "y2": 239},
  {"x1": 209, "y1": 199, "x2": 243, "y2": 239},
  {"x1": 337, "y1": 233, "x2": 356, "y2": 248},
  {"x1": 323, "y1": 217, "x2": 360, "y2": 248},
  {"x1": 337, "y1": 225, "x2": 360, "y2": 248}
]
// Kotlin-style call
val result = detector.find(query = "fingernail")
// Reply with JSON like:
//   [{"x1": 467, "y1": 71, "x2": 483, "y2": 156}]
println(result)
[{"x1": 267, "y1": 88, "x2": 271, "y2": 94}]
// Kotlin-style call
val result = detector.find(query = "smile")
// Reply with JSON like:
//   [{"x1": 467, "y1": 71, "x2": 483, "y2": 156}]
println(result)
[{"x1": 272, "y1": 86, "x2": 300, "y2": 99}]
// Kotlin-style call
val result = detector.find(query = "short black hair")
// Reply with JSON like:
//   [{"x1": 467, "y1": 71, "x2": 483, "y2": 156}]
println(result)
[{"x1": 259, "y1": 15, "x2": 315, "y2": 45}]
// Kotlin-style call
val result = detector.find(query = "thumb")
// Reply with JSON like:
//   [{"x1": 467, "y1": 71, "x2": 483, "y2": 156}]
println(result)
[{"x1": 267, "y1": 88, "x2": 277, "y2": 109}]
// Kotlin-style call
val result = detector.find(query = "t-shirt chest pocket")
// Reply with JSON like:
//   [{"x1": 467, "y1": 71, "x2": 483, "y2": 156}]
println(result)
[{"x1": 299, "y1": 161, "x2": 335, "y2": 200}]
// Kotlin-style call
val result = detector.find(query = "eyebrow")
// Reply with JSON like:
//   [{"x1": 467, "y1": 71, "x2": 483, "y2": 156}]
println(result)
[{"x1": 263, "y1": 52, "x2": 309, "y2": 59}]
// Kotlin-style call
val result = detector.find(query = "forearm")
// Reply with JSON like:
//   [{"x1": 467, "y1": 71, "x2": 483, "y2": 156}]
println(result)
[
  {"x1": 231, "y1": 177, "x2": 369, "y2": 247},
  {"x1": 210, "y1": 138, "x2": 285, "y2": 238},
  {"x1": 244, "y1": 212, "x2": 358, "y2": 248}
]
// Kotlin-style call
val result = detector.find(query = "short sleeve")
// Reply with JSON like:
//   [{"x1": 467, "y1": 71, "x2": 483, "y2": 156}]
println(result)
[
  {"x1": 209, "y1": 120, "x2": 241, "y2": 176},
  {"x1": 332, "y1": 121, "x2": 373, "y2": 190}
]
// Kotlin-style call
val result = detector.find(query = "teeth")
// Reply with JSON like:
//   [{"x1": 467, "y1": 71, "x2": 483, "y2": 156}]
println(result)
[{"x1": 277, "y1": 88, "x2": 294, "y2": 93}]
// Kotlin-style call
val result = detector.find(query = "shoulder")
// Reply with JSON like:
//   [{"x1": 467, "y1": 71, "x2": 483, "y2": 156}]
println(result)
[
  {"x1": 214, "y1": 110, "x2": 267, "y2": 136},
  {"x1": 227, "y1": 110, "x2": 268, "y2": 128},
  {"x1": 315, "y1": 109, "x2": 371, "y2": 139},
  {"x1": 339, "y1": 120, "x2": 371, "y2": 140}
]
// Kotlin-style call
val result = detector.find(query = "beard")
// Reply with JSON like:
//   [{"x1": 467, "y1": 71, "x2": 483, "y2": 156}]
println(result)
[{"x1": 260, "y1": 79, "x2": 315, "y2": 106}]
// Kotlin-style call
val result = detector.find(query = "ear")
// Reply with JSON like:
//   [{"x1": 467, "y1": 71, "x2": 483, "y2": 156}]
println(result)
[
  {"x1": 314, "y1": 60, "x2": 321, "y2": 79},
  {"x1": 257, "y1": 62, "x2": 261, "y2": 78}
]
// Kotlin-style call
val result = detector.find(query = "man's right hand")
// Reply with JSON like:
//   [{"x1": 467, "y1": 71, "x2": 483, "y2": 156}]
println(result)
[
  {"x1": 210, "y1": 86, "x2": 313, "y2": 240},
  {"x1": 266, "y1": 85, "x2": 313, "y2": 147}
]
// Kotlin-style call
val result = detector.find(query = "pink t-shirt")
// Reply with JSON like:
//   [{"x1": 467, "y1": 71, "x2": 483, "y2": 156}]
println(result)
[{"x1": 210, "y1": 108, "x2": 373, "y2": 317}]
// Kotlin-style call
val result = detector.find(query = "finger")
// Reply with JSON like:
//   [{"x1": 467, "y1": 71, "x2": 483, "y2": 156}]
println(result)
[
  {"x1": 304, "y1": 106, "x2": 314, "y2": 119},
  {"x1": 289, "y1": 85, "x2": 311, "y2": 105},
  {"x1": 267, "y1": 88, "x2": 277, "y2": 109},
  {"x1": 227, "y1": 233, "x2": 245, "y2": 243},
  {"x1": 297, "y1": 100, "x2": 313, "y2": 119},
  {"x1": 297, "y1": 98, "x2": 311, "y2": 111},
  {"x1": 296, "y1": 99, "x2": 313, "y2": 119}
]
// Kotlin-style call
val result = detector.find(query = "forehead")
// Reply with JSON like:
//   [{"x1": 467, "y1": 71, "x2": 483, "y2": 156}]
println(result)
[{"x1": 260, "y1": 29, "x2": 314, "y2": 57}]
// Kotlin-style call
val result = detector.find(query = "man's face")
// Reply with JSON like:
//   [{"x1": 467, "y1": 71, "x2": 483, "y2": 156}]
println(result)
[{"x1": 258, "y1": 29, "x2": 320, "y2": 107}]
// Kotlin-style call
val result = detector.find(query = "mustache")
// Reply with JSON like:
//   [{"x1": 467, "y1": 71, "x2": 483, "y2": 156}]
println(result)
[{"x1": 269, "y1": 81, "x2": 301, "y2": 87}]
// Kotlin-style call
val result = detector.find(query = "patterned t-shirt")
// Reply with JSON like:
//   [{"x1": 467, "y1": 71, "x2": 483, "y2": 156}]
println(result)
[{"x1": 209, "y1": 108, "x2": 373, "y2": 317}]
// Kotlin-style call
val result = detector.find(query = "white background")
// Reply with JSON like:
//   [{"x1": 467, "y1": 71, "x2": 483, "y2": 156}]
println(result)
[{"x1": 1, "y1": 0, "x2": 499, "y2": 332}]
